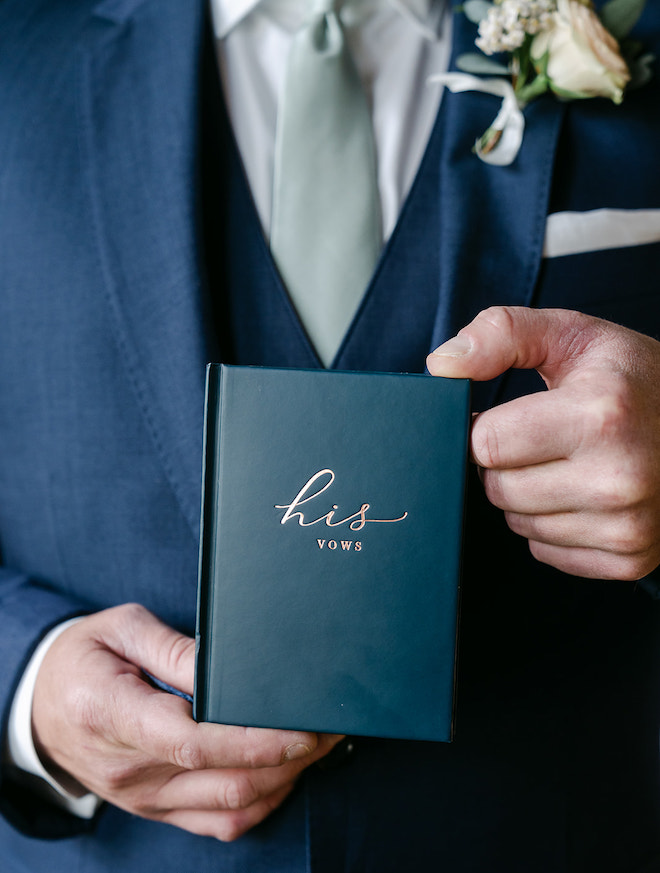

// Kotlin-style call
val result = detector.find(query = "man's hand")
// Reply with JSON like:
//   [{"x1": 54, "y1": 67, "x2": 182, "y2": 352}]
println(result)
[
  {"x1": 427, "y1": 306, "x2": 660, "y2": 581},
  {"x1": 32, "y1": 604, "x2": 342, "y2": 841}
]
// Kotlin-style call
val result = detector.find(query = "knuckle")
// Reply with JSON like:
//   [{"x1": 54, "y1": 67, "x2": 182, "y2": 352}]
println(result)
[
  {"x1": 504, "y1": 511, "x2": 526, "y2": 538},
  {"x1": 527, "y1": 539, "x2": 548, "y2": 566},
  {"x1": 480, "y1": 305, "x2": 516, "y2": 335},
  {"x1": 472, "y1": 424, "x2": 503, "y2": 470},
  {"x1": 594, "y1": 465, "x2": 649, "y2": 513},
  {"x1": 478, "y1": 306, "x2": 540, "y2": 369},
  {"x1": 242, "y1": 745, "x2": 271, "y2": 769},
  {"x1": 580, "y1": 375, "x2": 631, "y2": 446},
  {"x1": 243, "y1": 746, "x2": 266, "y2": 770},
  {"x1": 240, "y1": 732, "x2": 281, "y2": 768},
  {"x1": 171, "y1": 740, "x2": 204, "y2": 771},
  {"x1": 96, "y1": 602, "x2": 154, "y2": 648},
  {"x1": 163, "y1": 632, "x2": 195, "y2": 675},
  {"x1": 482, "y1": 469, "x2": 507, "y2": 510},
  {"x1": 606, "y1": 512, "x2": 655, "y2": 557},
  {"x1": 614, "y1": 554, "x2": 654, "y2": 582},
  {"x1": 219, "y1": 774, "x2": 258, "y2": 811},
  {"x1": 215, "y1": 814, "x2": 248, "y2": 843},
  {"x1": 112, "y1": 602, "x2": 150, "y2": 626},
  {"x1": 607, "y1": 528, "x2": 639, "y2": 558}
]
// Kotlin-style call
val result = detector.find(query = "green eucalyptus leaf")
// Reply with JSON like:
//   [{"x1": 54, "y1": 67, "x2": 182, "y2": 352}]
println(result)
[
  {"x1": 456, "y1": 52, "x2": 510, "y2": 76},
  {"x1": 600, "y1": 0, "x2": 646, "y2": 40},
  {"x1": 463, "y1": 0, "x2": 493, "y2": 23}
]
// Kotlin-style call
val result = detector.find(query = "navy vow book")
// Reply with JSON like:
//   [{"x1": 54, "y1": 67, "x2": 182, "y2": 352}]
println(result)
[{"x1": 194, "y1": 365, "x2": 470, "y2": 742}]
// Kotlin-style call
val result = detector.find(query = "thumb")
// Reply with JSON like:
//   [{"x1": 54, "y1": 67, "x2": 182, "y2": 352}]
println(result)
[
  {"x1": 426, "y1": 306, "x2": 609, "y2": 387},
  {"x1": 93, "y1": 603, "x2": 196, "y2": 698}
]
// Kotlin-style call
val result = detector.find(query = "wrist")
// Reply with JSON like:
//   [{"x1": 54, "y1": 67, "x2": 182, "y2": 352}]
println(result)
[{"x1": 5, "y1": 618, "x2": 101, "y2": 818}]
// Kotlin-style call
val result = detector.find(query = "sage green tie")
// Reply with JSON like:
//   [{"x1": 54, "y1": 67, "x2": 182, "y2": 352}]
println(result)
[{"x1": 270, "y1": 0, "x2": 381, "y2": 367}]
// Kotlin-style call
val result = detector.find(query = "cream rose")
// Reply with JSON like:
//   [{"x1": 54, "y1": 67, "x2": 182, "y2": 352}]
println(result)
[{"x1": 531, "y1": 0, "x2": 630, "y2": 103}]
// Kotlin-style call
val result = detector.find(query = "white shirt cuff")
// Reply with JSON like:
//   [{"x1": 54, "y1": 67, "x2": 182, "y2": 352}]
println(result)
[{"x1": 5, "y1": 618, "x2": 102, "y2": 819}]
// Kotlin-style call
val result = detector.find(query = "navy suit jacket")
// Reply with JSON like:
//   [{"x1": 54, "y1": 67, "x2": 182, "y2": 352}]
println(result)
[{"x1": 0, "y1": 1, "x2": 659, "y2": 871}]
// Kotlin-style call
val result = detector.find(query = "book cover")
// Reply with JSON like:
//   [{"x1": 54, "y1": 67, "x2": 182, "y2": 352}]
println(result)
[{"x1": 194, "y1": 365, "x2": 470, "y2": 742}]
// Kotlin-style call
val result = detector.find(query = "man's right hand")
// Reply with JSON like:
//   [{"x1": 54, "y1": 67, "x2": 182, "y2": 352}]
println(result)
[{"x1": 31, "y1": 603, "x2": 341, "y2": 841}]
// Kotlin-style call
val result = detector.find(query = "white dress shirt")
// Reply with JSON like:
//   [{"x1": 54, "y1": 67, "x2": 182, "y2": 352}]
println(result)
[
  {"x1": 214, "y1": 0, "x2": 451, "y2": 241},
  {"x1": 5, "y1": 0, "x2": 452, "y2": 815}
]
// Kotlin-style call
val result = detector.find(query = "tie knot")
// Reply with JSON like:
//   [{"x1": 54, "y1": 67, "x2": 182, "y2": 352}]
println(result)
[
  {"x1": 311, "y1": 0, "x2": 340, "y2": 16},
  {"x1": 306, "y1": 0, "x2": 343, "y2": 52}
]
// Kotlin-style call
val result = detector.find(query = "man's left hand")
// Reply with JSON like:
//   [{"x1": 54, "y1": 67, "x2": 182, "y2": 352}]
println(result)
[{"x1": 427, "y1": 306, "x2": 660, "y2": 581}]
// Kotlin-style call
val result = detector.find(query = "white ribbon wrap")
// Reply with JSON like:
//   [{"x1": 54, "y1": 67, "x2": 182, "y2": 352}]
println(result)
[{"x1": 430, "y1": 73, "x2": 525, "y2": 166}]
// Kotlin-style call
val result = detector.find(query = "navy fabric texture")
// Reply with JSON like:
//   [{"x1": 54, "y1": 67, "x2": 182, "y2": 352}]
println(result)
[{"x1": 0, "y1": 1, "x2": 659, "y2": 871}]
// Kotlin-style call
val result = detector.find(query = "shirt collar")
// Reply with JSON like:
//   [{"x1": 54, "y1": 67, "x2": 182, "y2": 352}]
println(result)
[
  {"x1": 389, "y1": 0, "x2": 445, "y2": 40},
  {"x1": 211, "y1": 0, "x2": 445, "y2": 41}
]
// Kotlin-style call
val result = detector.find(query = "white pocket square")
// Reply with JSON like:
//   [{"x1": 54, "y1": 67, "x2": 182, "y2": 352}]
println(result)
[{"x1": 543, "y1": 209, "x2": 660, "y2": 258}]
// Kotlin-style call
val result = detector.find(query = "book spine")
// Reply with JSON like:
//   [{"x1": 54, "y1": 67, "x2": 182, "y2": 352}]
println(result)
[{"x1": 193, "y1": 363, "x2": 222, "y2": 722}]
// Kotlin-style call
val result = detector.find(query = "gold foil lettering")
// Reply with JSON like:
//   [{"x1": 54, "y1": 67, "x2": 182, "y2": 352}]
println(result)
[{"x1": 275, "y1": 469, "x2": 408, "y2": 530}]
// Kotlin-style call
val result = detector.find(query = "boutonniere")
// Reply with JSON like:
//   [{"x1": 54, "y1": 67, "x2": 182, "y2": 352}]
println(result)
[{"x1": 431, "y1": 0, "x2": 653, "y2": 165}]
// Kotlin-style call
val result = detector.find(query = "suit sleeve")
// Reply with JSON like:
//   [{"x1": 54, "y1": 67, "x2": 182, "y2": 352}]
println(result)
[{"x1": 0, "y1": 565, "x2": 97, "y2": 839}]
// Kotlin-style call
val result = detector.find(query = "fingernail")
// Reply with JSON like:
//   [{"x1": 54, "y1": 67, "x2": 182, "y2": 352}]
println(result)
[
  {"x1": 430, "y1": 335, "x2": 472, "y2": 357},
  {"x1": 283, "y1": 742, "x2": 313, "y2": 762}
]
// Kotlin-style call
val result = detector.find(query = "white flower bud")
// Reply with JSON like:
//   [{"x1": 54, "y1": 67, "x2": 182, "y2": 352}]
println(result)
[
  {"x1": 477, "y1": 0, "x2": 559, "y2": 55},
  {"x1": 530, "y1": 0, "x2": 630, "y2": 103}
]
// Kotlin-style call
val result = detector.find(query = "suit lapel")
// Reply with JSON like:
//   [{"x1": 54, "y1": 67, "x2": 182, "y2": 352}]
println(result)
[
  {"x1": 79, "y1": 0, "x2": 211, "y2": 537},
  {"x1": 430, "y1": 11, "x2": 566, "y2": 410}
]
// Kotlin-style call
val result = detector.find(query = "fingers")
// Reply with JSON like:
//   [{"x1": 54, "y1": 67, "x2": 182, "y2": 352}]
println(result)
[
  {"x1": 479, "y1": 453, "x2": 651, "y2": 516},
  {"x1": 72, "y1": 607, "x2": 323, "y2": 772},
  {"x1": 483, "y1": 462, "x2": 660, "y2": 580},
  {"x1": 426, "y1": 306, "x2": 609, "y2": 385},
  {"x1": 90, "y1": 603, "x2": 197, "y2": 698},
  {"x1": 151, "y1": 767, "x2": 298, "y2": 815},
  {"x1": 488, "y1": 467, "x2": 659, "y2": 580},
  {"x1": 160, "y1": 784, "x2": 296, "y2": 843},
  {"x1": 505, "y1": 503, "x2": 654, "y2": 552},
  {"x1": 469, "y1": 365, "x2": 651, "y2": 472},
  {"x1": 88, "y1": 668, "x2": 322, "y2": 772},
  {"x1": 32, "y1": 605, "x2": 346, "y2": 841},
  {"x1": 70, "y1": 665, "x2": 342, "y2": 825},
  {"x1": 145, "y1": 734, "x2": 343, "y2": 814},
  {"x1": 35, "y1": 613, "x2": 328, "y2": 784},
  {"x1": 524, "y1": 541, "x2": 656, "y2": 582},
  {"x1": 426, "y1": 307, "x2": 660, "y2": 579},
  {"x1": 174, "y1": 722, "x2": 320, "y2": 771},
  {"x1": 481, "y1": 451, "x2": 659, "y2": 574},
  {"x1": 88, "y1": 721, "x2": 343, "y2": 842},
  {"x1": 469, "y1": 391, "x2": 581, "y2": 469}
]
